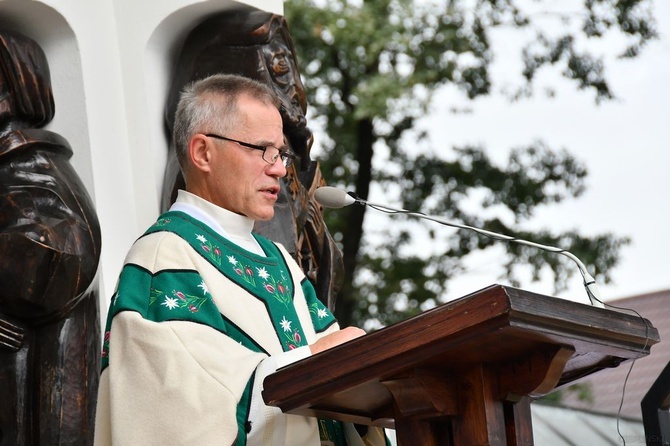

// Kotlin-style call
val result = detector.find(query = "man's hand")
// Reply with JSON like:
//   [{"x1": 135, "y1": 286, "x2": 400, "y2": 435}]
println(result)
[{"x1": 309, "y1": 326, "x2": 365, "y2": 355}]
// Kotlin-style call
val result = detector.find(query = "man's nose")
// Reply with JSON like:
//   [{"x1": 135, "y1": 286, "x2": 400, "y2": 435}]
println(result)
[{"x1": 266, "y1": 156, "x2": 288, "y2": 178}]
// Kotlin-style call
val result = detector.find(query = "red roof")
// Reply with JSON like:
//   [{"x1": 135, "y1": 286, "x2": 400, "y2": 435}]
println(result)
[{"x1": 557, "y1": 288, "x2": 670, "y2": 420}]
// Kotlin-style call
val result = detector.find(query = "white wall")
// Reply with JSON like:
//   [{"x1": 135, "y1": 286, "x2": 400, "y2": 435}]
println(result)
[{"x1": 0, "y1": 0, "x2": 283, "y2": 315}]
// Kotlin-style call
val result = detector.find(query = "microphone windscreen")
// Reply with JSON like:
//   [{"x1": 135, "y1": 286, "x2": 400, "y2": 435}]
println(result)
[{"x1": 314, "y1": 186, "x2": 356, "y2": 208}]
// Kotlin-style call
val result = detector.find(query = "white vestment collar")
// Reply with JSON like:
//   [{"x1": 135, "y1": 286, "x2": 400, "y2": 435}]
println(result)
[{"x1": 169, "y1": 190, "x2": 265, "y2": 256}]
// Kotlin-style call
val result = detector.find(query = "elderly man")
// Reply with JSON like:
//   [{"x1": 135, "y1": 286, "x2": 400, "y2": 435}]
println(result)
[{"x1": 94, "y1": 74, "x2": 386, "y2": 445}]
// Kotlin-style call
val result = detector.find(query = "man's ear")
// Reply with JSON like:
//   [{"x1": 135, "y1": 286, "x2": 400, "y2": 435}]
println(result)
[{"x1": 189, "y1": 134, "x2": 212, "y2": 173}]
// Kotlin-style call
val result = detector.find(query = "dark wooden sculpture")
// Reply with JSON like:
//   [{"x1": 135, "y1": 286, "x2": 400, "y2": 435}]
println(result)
[
  {"x1": 0, "y1": 31, "x2": 101, "y2": 446},
  {"x1": 162, "y1": 7, "x2": 344, "y2": 310}
]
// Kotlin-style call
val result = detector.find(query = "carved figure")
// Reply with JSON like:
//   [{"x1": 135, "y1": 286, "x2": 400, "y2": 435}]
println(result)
[
  {"x1": 163, "y1": 8, "x2": 343, "y2": 309},
  {"x1": 0, "y1": 30, "x2": 101, "y2": 446}
]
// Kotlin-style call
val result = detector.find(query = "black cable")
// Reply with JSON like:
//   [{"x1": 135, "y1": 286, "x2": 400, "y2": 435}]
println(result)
[
  {"x1": 598, "y1": 300, "x2": 652, "y2": 446},
  {"x1": 365, "y1": 197, "x2": 655, "y2": 444}
]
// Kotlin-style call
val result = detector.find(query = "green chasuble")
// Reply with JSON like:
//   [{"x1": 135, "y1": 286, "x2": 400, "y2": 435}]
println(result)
[{"x1": 94, "y1": 210, "x2": 391, "y2": 446}]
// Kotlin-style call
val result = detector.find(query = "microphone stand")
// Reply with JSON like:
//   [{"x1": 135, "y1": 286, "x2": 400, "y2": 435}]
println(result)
[{"x1": 350, "y1": 193, "x2": 605, "y2": 308}]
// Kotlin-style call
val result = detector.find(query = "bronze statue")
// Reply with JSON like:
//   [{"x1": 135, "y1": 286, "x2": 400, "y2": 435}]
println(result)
[
  {"x1": 0, "y1": 30, "x2": 101, "y2": 446},
  {"x1": 163, "y1": 8, "x2": 343, "y2": 310}
]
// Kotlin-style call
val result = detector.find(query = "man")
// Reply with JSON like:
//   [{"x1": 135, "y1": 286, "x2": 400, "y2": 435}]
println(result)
[
  {"x1": 94, "y1": 74, "x2": 386, "y2": 445},
  {"x1": 162, "y1": 8, "x2": 344, "y2": 310}
]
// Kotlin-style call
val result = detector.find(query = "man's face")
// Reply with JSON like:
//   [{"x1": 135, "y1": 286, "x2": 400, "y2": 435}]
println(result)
[{"x1": 204, "y1": 95, "x2": 286, "y2": 221}]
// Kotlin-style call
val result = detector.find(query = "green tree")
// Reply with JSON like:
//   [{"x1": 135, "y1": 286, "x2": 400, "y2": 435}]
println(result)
[{"x1": 284, "y1": 0, "x2": 655, "y2": 328}]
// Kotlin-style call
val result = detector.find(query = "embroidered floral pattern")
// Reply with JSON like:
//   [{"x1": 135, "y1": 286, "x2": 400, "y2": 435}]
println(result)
[
  {"x1": 150, "y1": 280, "x2": 210, "y2": 313},
  {"x1": 227, "y1": 255, "x2": 257, "y2": 286},
  {"x1": 309, "y1": 302, "x2": 328, "y2": 319},
  {"x1": 101, "y1": 330, "x2": 111, "y2": 359},
  {"x1": 259, "y1": 268, "x2": 291, "y2": 306},
  {"x1": 280, "y1": 316, "x2": 303, "y2": 350},
  {"x1": 155, "y1": 217, "x2": 172, "y2": 227},
  {"x1": 142, "y1": 215, "x2": 309, "y2": 354},
  {"x1": 198, "y1": 281, "x2": 209, "y2": 295},
  {"x1": 197, "y1": 234, "x2": 222, "y2": 266},
  {"x1": 224, "y1": 252, "x2": 292, "y2": 307},
  {"x1": 162, "y1": 296, "x2": 180, "y2": 310}
]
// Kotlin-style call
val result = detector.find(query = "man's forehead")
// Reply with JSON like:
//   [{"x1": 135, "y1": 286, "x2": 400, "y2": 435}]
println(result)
[{"x1": 236, "y1": 103, "x2": 283, "y2": 139}]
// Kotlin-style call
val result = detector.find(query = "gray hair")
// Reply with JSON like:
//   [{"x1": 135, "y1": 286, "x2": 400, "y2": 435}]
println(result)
[{"x1": 172, "y1": 73, "x2": 280, "y2": 169}]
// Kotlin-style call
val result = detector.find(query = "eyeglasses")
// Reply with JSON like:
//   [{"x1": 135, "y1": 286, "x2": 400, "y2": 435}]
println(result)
[{"x1": 204, "y1": 133, "x2": 296, "y2": 168}]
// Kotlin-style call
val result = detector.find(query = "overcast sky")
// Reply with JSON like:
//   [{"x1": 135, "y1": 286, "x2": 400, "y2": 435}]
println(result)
[
  {"x1": 421, "y1": 1, "x2": 670, "y2": 305},
  {"x1": 309, "y1": 2, "x2": 670, "y2": 307}
]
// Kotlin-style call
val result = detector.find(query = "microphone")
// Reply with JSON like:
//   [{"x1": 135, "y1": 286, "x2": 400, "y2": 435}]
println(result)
[
  {"x1": 314, "y1": 186, "x2": 358, "y2": 208},
  {"x1": 314, "y1": 186, "x2": 605, "y2": 308}
]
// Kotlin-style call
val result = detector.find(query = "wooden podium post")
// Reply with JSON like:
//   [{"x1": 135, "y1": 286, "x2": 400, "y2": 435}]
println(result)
[{"x1": 263, "y1": 285, "x2": 660, "y2": 445}]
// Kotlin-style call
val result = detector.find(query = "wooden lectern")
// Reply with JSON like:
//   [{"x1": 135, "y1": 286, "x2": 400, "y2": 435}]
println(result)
[{"x1": 263, "y1": 285, "x2": 660, "y2": 445}]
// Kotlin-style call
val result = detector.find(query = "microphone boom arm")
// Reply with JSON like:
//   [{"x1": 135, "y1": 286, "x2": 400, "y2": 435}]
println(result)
[{"x1": 359, "y1": 197, "x2": 605, "y2": 308}]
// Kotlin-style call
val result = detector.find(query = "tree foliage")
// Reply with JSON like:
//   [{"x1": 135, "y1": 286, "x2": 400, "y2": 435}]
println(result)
[{"x1": 284, "y1": 0, "x2": 655, "y2": 328}]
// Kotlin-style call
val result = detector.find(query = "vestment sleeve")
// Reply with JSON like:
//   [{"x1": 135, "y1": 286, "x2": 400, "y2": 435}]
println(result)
[
  {"x1": 95, "y1": 256, "x2": 269, "y2": 445},
  {"x1": 95, "y1": 308, "x2": 270, "y2": 445},
  {"x1": 246, "y1": 345, "x2": 312, "y2": 444}
]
